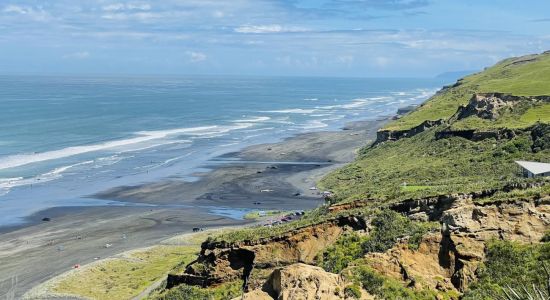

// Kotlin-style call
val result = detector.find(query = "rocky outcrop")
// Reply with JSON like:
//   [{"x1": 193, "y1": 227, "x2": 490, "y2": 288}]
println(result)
[
  {"x1": 375, "y1": 119, "x2": 444, "y2": 145},
  {"x1": 234, "y1": 264, "x2": 370, "y2": 300},
  {"x1": 434, "y1": 93, "x2": 550, "y2": 142},
  {"x1": 454, "y1": 93, "x2": 523, "y2": 120},
  {"x1": 168, "y1": 215, "x2": 367, "y2": 289},
  {"x1": 435, "y1": 127, "x2": 519, "y2": 141},
  {"x1": 365, "y1": 233, "x2": 456, "y2": 292},
  {"x1": 376, "y1": 93, "x2": 550, "y2": 145},
  {"x1": 167, "y1": 184, "x2": 549, "y2": 294},
  {"x1": 265, "y1": 263, "x2": 345, "y2": 300},
  {"x1": 367, "y1": 198, "x2": 550, "y2": 293}
]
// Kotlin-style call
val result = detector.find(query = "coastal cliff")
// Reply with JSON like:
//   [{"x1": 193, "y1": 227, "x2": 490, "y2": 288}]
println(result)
[
  {"x1": 162, "y1": 191, "x2": 549, "y2": 299},
  {"x1": 149, "y1": 51, "x2": 550, "y2": 300}
]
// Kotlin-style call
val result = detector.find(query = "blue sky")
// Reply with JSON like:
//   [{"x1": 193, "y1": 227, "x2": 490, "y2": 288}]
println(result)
[{"x1": 1, "y1": 0, "x2": 550, "y2": 77}]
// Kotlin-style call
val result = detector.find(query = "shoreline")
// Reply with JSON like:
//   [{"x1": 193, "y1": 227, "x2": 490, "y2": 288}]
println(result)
[{"x1": 0, "y1": 117, "x2": 387, "y2": 297}]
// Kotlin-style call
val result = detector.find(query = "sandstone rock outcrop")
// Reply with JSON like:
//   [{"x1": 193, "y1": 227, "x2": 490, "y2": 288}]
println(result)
[
  {"x1": 235, "y1": 263, "x2": 372, "y2": 300},
  {"x1": 455, "y1": 93, "x2": 522, "y2": 120},
  {"x1": 167, "y1": 184, "x2": 549, "y2": 298},
  {"x1": 375, "y1": 93, "x2": 550, "y2": 144},
  {"x1": 168, "y1": 215, "x2": 366, "y2": 289},
  {"x1": 366, "y1": 198, "x2": 550, "y2": 292}
]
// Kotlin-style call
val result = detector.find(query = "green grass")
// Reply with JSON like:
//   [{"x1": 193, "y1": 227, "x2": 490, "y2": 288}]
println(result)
[
  {"x1": 345, "y1": 265, "x2": 459, "y2": 300},
  {"x1": 463, "y1": 240, "x2": 550, "y2": 300},
  {"x1": 317, "y1": 210, "x2": 439, "y2": 273},
  {"x1": 474, "y1": 182, "x2": 550, "y2": 204},
  {"x1": 385, "y1": 52, "x2": 550, "y2": 131},
  {"x1": 520, "y1": 103, "x2": 550, "y2": 123},
  {"x1": 401, "y1": 185, "x2": 431, "y2": 192},
  {"x1": 211, "y1": 206, "x2": 362, "y2": 243},
  {"x1": 148, "y1": 281, "x2": 242, "y2": 300},
  {"x1": 448, "y1": 101, "x2": 550, "y2": 131},
  {"x1": 320, "y1": 128, "x2": 549, "y2": 204},
  {"x1": 52, "y1": 245, "x2": 199, "y2": 300}
]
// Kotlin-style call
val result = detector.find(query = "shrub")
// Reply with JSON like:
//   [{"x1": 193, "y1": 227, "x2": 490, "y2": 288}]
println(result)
[
  {"x1": 344, "y1": 284, "x2": 362, "y2": 299},
  {"x1": 541, "y1": 231, "x2": 550, "y2": 243},
  {"x1": 348, "y1": 265, "x2": 440, "y2": 300},
  {"x1": 319, "y1": 210, "x2": 436, "y2": 273},
  {"x1": 463, "y1": 240, "x2": 550, "y2": 300},
  {"x1": 355, "y1": 266, "x2": 384, "y2": 296},
  {"x1": 318, "y1": 232, "x2": 366, "y2": 273},
  {"x1": 363, "y1": 210, "x2": 435, "y2": 252},
  {"x1": 153, "y1": 282, "x2": 241, "y2": 300}
]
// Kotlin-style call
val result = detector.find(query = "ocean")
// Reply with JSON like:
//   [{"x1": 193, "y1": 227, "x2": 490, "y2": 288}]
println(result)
[{"x1": 0, "y1": 75, "x2": 447, "y2": 226}]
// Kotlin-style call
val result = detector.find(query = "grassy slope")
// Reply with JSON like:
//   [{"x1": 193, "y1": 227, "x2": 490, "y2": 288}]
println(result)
[
  {"x1": 320, "y1": 128, "x2": 548, "y2": 203},
  {"x1": 385, "y1": 52, "x2": 550, "y2": 131},
  {"x1": 320, "y1": 52, "x2": 550, "y2": 204},
  {"x1": 41, "y1": 231, "x2": 228, "y2": 300},
  {"x1": 52, "y1": 246, "x2": 197, "y2": 300}
]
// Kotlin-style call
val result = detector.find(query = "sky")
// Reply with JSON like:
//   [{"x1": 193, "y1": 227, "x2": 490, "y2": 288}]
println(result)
[{"x1": 1, "y1": 0, "x2": 550, "y2": 77}]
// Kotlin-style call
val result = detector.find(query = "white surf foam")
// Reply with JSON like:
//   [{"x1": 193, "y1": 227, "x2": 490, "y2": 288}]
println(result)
[
  {"x1": 261, "y1": 108, "x2": 317, "y2": 114},
  {"x1": 318, "y1": 97, "x2": 391, "y2": 111},
  {"x1": 0, "y1": 124, "x2": 252, "y2": 171},
  {"x1": 0, "y1": 160, "x2": 95, "y2": 195},
  {"x1": 302, "y1": 120, "x2": 329, "y2": 129},
  {"x1": 232, "y1": 116, "x2": 271, "y2": 123}
]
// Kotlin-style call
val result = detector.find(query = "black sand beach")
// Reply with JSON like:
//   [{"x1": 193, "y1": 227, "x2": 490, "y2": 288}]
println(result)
[{"x1": 0, "y1": 118, "x2": 386, "y2": 297}]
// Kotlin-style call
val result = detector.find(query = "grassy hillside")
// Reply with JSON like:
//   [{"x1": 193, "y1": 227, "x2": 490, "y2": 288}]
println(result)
[
  {"x1": 320, "y1": 52, "x2": 550, "y2": 204},
  {"x1": 385, "y1": 51, "x2": 550, "y2": 131},
  {"x1": 320, "y1": 127, "x2": 549, "y2": 203}
]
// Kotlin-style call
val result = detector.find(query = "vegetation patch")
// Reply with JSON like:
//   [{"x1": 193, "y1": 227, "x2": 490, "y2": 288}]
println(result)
[
  {"x1": 318, "y1": 210, "x2": 438, "y2": 273},
  {"x1": 52, "y1": 245, "x2": 198, "y2": 300},
  {"x1": 520, "y1": 103, "x2": 550, "y2": 124},
  {"x1": 345, "y1": 265, "x2": 458, "y2": 300},
  {"x1": 343, "y1": 284, "x2": 362, "y2": 299},
  {"x1": 385, "y1": 52, "x2": 550, "y2": 131},
  {"x1": 401, "y1": 185, "x2": 431, "y2": 192},
  {"x1": 320, "y1": 128, "x2": 549, "y2": 204},
  {"x1": 474, "y1": 181, "x2": 550, "y2": 204},
  {"x1": 148, "y1": 281, "x2": 241, "y2": 300},
  {"x1": 463, "y1": 240, "x2": 550, "y2": 300}
]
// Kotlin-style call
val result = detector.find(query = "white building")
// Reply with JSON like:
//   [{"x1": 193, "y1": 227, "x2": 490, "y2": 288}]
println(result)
[{"x1": 515, "y1": 161, "x2": 550, "y2": 178}]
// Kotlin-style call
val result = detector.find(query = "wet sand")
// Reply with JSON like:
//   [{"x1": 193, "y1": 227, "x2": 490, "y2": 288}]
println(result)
[{"x1": 0, "y1": 118, "x2": 386, "y2": 298}]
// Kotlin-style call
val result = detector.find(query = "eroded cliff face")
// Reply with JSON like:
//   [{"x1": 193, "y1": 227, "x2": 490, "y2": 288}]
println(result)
[
  {"x1": 375, "y1": 93, "x2": 550, "y2": 144},
  {"x1": 366, "y1": 198, "x2": 550, "y2": 293},
  {"x1": 168, "y1": 215, "x2": 366, "y2": 289},
  {"x1": 233, "y1": 263, "x2": 376, "y2": 300},
  {"x1": 168, "y1": 194, "x2": 550, "y2": 297},
  {"x1": 454, "y1": 93, "x2": 522, "y2": 120}
]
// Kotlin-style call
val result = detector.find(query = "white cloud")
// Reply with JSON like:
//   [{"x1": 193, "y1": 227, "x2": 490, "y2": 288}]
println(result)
[
  {"x1": 2, "y1": 4, "x2": 51, "y2": 21},
  {"x1": 186, "y1": 51, "x2": 207, "y2": 62},
  {"x1": 337, "y1": 55, "x2": 354, "y2": 64},
  {"x1": 102, "y1": 12, "x2": 156, "y2": 21},
  {"x1": 127, "y1": 3, "x2": 151, "y2": 11},
  {"x1": 102, "y1": 3, "x2": 151, "y2": 11},
  {"x1": 102, "y1": 3, "x2": 125, "y2": 11},
  {"x1": 3, "y1": 5, "x2": 27, "y2": 14},
  {"x1": 64, "y1": 51, "x2": 91, "y2": 59},
  {"x1": 213, "y1": 10, "x2": 225, "y2": 18},
  {"x1": 235, "y1": 24, "x2": 306, "y2": 34}
]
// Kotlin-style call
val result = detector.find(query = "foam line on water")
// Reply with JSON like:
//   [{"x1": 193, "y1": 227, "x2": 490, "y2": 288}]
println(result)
[{"x1": 0, "y1": 124, "x2": 253, "y2": 171}]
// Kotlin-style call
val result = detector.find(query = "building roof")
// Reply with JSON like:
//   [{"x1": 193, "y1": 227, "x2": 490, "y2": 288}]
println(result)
[{"x1": 515, "y1": 161, "x2": 550, "y2": 175}]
